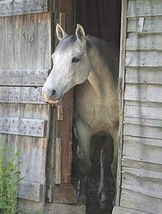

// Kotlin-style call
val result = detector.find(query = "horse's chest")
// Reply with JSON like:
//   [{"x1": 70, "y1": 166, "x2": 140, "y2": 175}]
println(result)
[{"x1": 74, "y1": 84, "x2": 118, "y2": 134}]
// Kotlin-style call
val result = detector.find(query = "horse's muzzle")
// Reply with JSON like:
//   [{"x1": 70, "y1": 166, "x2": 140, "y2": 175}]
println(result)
[{"x1": 42, "y1": 91, "x2": 62, "y2": 104}]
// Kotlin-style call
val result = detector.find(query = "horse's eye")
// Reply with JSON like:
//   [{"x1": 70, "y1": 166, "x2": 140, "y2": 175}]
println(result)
[{"x1": 72, "y1": 57, "x2": 80, "y2": 63}]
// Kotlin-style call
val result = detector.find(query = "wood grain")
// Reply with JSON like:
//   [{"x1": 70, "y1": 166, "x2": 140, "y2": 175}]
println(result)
[
  {"x1": 0, "y1": 87, "x2": 45, "y2": 104},
  {"x1": 0, "y1": 69, "x2": 48, "y2": 86},
  {"x1": 126, "y1": 34, "x2": 162, "y2": 51},
  {"x1": 128, "y1": 17, "x2": 162, "y2": 33},
  {"x1": 18, "y1": 181, "x2": 43, "y2": 202},
  {"x1": 0, "y1": 13, "x2": 51, "y2": 70},
  {"x1": 123, "y1": 136, "x2": 162, "y2": 164},
  {"x1": 126, "y1": 51, "x2": 162, "y2": 67},
  {"x1": 125, "y1": 67, "x2": 162, "y2": 84},
  {"x1": 0, "y1": 11, "x2": 52, "y2": 212},
  {"x1": 124, "y1": 123, "x2": 162, "y2": 140},
  {"x1": 127, "y1": 0, "x2": 162, "y2": 17},
  {"x1": 121, "y1": 189, "x2": 162, "y2": 214},
  {"x1": 124, "y1": 84, "x2": 162, "y2": 103},
  {"x1": 0, "y1": 0, "x2": 49, "y2": 17},
  {"x1": 0, "y1": 117, "x2": 46, "y2": 137}
]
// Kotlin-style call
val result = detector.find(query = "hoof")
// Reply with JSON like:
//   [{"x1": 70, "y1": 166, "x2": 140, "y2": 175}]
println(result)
[{"x1": 77, "y1": 194, "x2": 87, "y2": 204}]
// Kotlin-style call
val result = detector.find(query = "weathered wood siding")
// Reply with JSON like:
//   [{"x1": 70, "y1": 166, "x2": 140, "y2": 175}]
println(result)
[
  {"x1": 0, "y1": 2, "x2": 51, "y2": 212},
  {"x1": 114, "y1": 0, "x2": 162, "y2": 213},
  {"x1": 0, "y1": 0, "x2": 49, "y2": 17}
]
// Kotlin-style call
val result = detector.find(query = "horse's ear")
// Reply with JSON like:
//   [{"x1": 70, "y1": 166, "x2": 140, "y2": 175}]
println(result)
[
  {"x1": 56, "y1": 24, "x2": 68, "y2": 41},
  {"x1": 75, "y1": 24, "x2": 86, "y2": 43}
]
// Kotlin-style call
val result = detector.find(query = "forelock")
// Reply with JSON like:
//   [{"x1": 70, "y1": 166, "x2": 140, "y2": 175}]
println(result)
[{"x1": 55, "y1": 35, "x2": 77, "y2": 53}]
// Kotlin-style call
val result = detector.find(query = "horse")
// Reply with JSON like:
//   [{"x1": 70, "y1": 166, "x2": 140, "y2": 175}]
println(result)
[{"x1": 42, "y1": 24, "x2": 119, "y2": 209}]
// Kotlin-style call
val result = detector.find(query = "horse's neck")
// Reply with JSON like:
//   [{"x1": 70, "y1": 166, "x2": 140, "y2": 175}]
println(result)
[{"x1": 87, "y1": 44, "x2": 117, "y2": 99}]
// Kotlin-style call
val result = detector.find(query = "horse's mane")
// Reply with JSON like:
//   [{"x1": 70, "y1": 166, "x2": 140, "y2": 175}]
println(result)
[{"x1": 86, "y1": 35, "x2": 119, "y2": 80}]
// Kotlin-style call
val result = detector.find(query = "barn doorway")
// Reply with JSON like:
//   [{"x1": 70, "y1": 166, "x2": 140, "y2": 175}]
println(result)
[
  {"x1": 72, "y1": 1, "x2": 121, "y2": 214},
  {"x1": 76, "y1": 0, "x2": 121, "y2": 51}
]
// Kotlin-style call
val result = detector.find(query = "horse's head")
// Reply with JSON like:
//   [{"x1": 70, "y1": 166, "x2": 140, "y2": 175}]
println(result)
[{"x1": 42, "y1": 24, "x2": 91, "y2": 103}]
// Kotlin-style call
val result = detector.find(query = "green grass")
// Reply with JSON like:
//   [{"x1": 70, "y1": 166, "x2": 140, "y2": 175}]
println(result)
[{"x1": 0, "y1": 138, "x2": 24, "y2": 214}]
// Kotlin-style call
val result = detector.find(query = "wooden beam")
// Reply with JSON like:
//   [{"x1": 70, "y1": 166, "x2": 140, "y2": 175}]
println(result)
[
  {"x1": 17, "y1": 181, "x2": 43, "y2": 202},
  {"x1": 0, "y1": 117, "x2": 46, "y2": 137},
  {"x1": 0, "y1": 0, "x2": 49, "y2": 17},
  {"x1": 0, "y1": 87, "x2": 45, "y2": 104},
  {"x1": 0, "y1": 70, "x2": 49, "y2": 86}
]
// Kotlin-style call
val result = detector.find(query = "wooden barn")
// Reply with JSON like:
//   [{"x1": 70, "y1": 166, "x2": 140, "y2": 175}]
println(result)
[
  {"x1": 114, "y1": 0, "x2": 162, "y2": 213},
  {"x1": 0, "y1": 0, "x2": 161, "y2": 214}
]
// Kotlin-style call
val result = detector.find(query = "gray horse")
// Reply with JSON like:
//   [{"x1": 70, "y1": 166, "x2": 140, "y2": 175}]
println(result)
[{"x1": 42, "y1": 24, "x2": 119, "y2": 208}]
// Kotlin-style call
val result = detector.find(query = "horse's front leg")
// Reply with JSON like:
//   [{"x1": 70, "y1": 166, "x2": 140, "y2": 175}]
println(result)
[
  {"x1": 98, "y1": 135, "x2": 115, "y2": 211},
  {"x1": 75, "y1": 119, "x2": 92, "y2": 204}
]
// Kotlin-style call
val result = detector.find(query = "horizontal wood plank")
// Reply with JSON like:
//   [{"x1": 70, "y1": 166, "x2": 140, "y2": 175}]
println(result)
[
  {"x1": 122, "y1": 158, "x2": 162, "y2": 173},
  {"x1": 0, "y1": 103, "x2": 49, "y2": 120},
  {"x1": 0, "y1": 69, "x2": 49, "y2": 86},
  {"x1": 121, "y1": 189, "x2": 162, "y2": 214},
  {"x1": 126, "y1": 51, "x2": 162, "y2": 67},
  {"x1": 123, "y1": 136, "x2": 162, "y2": 164},
  {"x1": 124, "y1": 101, "x2": 162, "y2": 120},
  {"x1": 0, "y1": 0, "x2": 49, "y2": 17},
  {"x1": 124, "y1": 117, "x2": 162, "y2": 128},
  {"x1": 125, "y1": 67, "x2": 162, "y2": 84},
  {"x1": 124, "y1": 84, "x2": 162, "y2": 103},
  {"x1": 113, "y1": 206, "x2": 149, "y2": 214},
  {"x1": 124, "y1": 124, "x2": 162, "y2": 139},
  {"x1": 127, "y1": 0, "x2": 162, "y2": 17},
  {"x1": 122, "y1": 167, "x2": 162, "y2": 181},
  {"x1": 128, "y1": 17, "x2": 162, "y2": 33},
  {"x1": 126, "y1": 34, "x2": 162, "y2": 51},
  {"x1": 0, "y1": 87, "x2": 45, "y2": 104},
  {"x1": 0, "y1": 117, "x2": 46, "y2": 137},
  {"x1": 122, "y1": 175, "x2": 162, "y2": 200},
  {"x1": 18, "y1": 181, "x2": 43, "y2": 201}
]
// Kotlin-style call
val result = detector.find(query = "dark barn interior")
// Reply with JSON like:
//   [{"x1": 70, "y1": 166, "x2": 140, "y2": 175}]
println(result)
[
  {"x1": 72, "y1": 1, "x2": 121, "y2": 214},
  {"x1": 76, "y1": 0, "x2": 121, "y2": 50}
]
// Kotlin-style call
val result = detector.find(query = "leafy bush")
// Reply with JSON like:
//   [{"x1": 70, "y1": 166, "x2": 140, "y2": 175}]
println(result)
[{"x1": 0, "y1": 138, "x2": 24, "y2": 214}]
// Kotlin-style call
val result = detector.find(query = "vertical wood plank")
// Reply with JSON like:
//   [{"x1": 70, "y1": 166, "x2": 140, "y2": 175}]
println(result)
[
  {"x1": 51, "y1": 0, "x2": 77, "y2": 204},
  {"x1": 55, "y1": 138, "x2": 62, "y2": 184},
  {"x1": 116, "y1": 0, "x2": 127, "y2": 207},
  {"x1": 56, "y1": 0, "x2": 74, "y2": 185}
]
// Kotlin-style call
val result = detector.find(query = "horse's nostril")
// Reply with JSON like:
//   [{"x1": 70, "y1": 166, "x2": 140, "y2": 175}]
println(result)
[{"x1": 51, "y1": 90, "x2": 56, "y2": 96}]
